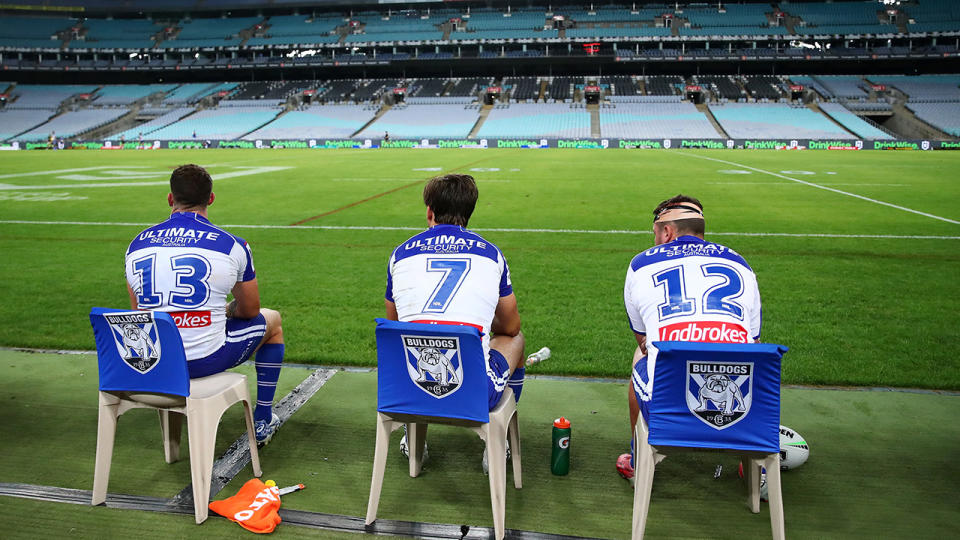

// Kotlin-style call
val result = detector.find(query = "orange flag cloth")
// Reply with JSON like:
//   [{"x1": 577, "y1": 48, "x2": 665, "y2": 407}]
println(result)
[{"x1": 208, "y1": 478, "x2": 282, "y2": 533}]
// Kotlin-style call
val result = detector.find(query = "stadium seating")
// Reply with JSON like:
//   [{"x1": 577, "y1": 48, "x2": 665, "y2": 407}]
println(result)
[
  {"x1": 906, "y1": 0, "x2": 960, "y2": 33},
  {"x1": 599, "y1": 102, "x2": 720, "y2": 138},
  {"x1": 819, "y1": 103, "x2": 894, "y2": 139},
  {"x1": 94, "y1": 84, "x2": 179, "y2": 106},
  {"x1": 0, "y1": 108, "x2": 57, "y2": 141},
  {"x1": 14, "y1": 108, "x2": 129, "y2": 141},
  {"x1": 162, "y1": 83, "x2": 231, "y2": 105},
  {"x1": 356, "y1": 104, "x2": 480, "y2": 138},
  {"x1": 644, "y1": 76, "x2": 682, "y2": 96},
  {"x1": 242, "y1": 105, "x2": 376, "y2": 139},
  {"x1": 476, "y1": 103, "x2": 589, "y2": 138},
  {"x1": 73, "y1": 18, "x2": 160, "y2": 49},
  {"x1": 146, "y1": 106, "x2": 281, "y2": 140},
  {"x1": 868, "y1": 75, "x2": 960, "y2": 101},
  {"x1": 6, "y1": 85, "x2": 100, "y2": 109},
  {"x1": 111, "y1": 107, "x2": 195, "y2": 140},
  {"x1": 905, "y1": 102, "x2": 960, "y2": 136},
  {"x1": 710, "y1": 103, "x2": 856, "y2": 139}
]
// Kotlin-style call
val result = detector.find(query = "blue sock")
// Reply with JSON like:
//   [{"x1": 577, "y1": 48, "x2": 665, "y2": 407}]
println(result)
[
  {"x1": 254, "y1": 343, "x2": 284, "y2": 423},
  {"x1": 508, "y1": 367, "x2": 525, "y2": 402}
]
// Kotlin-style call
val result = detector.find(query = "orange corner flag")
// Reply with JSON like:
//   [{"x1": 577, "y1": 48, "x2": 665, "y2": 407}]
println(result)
[{"x1": 209, "y1": 478, "x2": 282, "y2": 533}]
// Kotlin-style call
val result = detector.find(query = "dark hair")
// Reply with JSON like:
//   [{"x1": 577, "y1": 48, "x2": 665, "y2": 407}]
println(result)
[
  {"x1": 653, "y1": 194, "x2": 705, "y2": 236},
  {"x1": 170, "y1": 164, "x2": 212, "y2": 208},
  {"x1": 423, "y1": 174, "x2": 478, "y2": 227}
]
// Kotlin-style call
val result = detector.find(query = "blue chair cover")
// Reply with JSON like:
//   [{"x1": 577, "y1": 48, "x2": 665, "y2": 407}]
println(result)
[
  {"x1": 90, "y1": 307, "x2": 190, "y2": 397},
  {"x1": 375, "y1": 318, "x2": 489, "y2": 423},
  {"x1": 647, "y1": 341, "x2": 788, "y2": 454}
]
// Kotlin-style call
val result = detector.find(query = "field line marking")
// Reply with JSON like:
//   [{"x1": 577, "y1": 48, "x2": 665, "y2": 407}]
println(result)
[
  {"x1": 0, "y1": 166, "x2": 115, "y2": 180},
  {"x1": 290, "y1": 180, "x2": 425, "y2": 225},
  {"x1": 2, "y1": 219, "x2": 959, "y2": 239},
  {"x1": 0, "y1": 166, "x2": 293, "y2": 191},
  {"x1": 171, "y1": 368, "x2": 336, "y2": 504},
  {"x1": 677, "y1": 151, "x2": 960, "y2": 225},
  {"x1": 288, "y1": 154, "x2": 499, "y2": 226}
]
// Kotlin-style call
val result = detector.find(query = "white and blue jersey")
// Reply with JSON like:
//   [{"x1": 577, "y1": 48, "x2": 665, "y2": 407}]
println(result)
[
  {"x1": 625, "y1": 235, "x2": 762, "y2": 404},
  {"x1": 386, "y1": 224, "x2": 512, "y2": 361},
  {"x1": 125, "y1": 212, "x2": 256, "y2": 360}
]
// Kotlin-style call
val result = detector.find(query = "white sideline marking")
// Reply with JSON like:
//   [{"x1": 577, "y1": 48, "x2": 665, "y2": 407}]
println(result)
[
  {"x1": 678, "y1": 152, "x2": 960, "y2": 225},
  {"x1": 1, "y1": 220, "x2": 958, "y2": 240},
  {"x1": 0, "y1": 166, "x2": 293, "y2": 191},
  {"x1": 0, "y1": 166, "x2": 116, "y2": 179},
  {"x1": 708, "y1": 182, "x2": 908, "y2": 187}
]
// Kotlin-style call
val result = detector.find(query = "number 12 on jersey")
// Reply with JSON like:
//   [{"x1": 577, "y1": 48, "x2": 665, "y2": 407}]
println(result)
[
  {"x1": 422, "y1": 258, "x2": 471, "y2": 313},
  {"x1": 653, "y1": 263, "x2": 745, "y2": 321}
]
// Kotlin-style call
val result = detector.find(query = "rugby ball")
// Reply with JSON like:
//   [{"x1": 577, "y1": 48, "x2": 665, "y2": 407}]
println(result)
[{"x1": 778, "y1": 425, "x2": 809, "y2": 470}]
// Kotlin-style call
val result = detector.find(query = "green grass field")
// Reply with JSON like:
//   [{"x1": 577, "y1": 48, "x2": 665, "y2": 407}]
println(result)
[
  {"x1": 2, "y1": 147, "x2": 959, "y2": 539},
  {"x1": 1, "y1": 148, "x2": 958, "y2": 388}
]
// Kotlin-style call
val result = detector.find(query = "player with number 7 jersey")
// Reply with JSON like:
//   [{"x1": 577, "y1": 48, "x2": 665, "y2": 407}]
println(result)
[
  {"x1": 124, "y1": 164, "x2": 286, "y2": 445},
  {"x1": 385, "y1": 173, "x2": 526, "y2": 414}
]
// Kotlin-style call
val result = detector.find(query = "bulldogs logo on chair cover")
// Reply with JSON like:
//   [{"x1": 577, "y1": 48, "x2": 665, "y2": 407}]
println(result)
[
  {"x1": 104, "y1": 311, "x2": 162, "y2": 374},
  {"x1": 402, "y1": 334, "x2": 463, "y2": 398},
  {"x1": 686, "y1": 361, "x2": 753, "y2": 429}
]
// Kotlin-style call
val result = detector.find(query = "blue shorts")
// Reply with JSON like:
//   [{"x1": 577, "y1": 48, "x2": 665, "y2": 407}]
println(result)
[
  {"x1": 188, "y1": 315, "x2": 267, "y2": 378},
  {"x1": 488, "y1": 349, "x2": 525, "y2": 410}
]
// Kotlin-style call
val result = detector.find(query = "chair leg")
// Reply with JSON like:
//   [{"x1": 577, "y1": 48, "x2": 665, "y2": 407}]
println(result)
[
  {"x1": 632, "y1": 422, "x2": 656, "y2": 540},
  {"x1": 744, "y1": 455, "x2": 761, "y2": 513},
  {"x1": 92, "y1": 393, "x2": 120, "y2": 506},
  {"x1": 241, "y1": 397, "x2": 262, "y2": 477},
  {"x1": 408, "y1": 422, "x2": 428, "y2": 478},
  {"x1": 485, "y1": 426, "x2": 508, "y2": 540},
  {"x1": 159, "y1": 410, "x2": 184, "y2": 464},
  {"x1": 185, "y1": 409, "x2": 217, "y2": 524},
  {"x1": 764, "y1": 453, "x2": 786, "y2": 540},
  {"x1": 366, "y1": 413, "x2": 394, "y2": 525},
  {"x1": 507, "y1": 411, "x2": 522, "y2": 489}
]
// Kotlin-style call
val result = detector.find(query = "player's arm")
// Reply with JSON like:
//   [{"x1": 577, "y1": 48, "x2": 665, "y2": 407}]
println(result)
[
  {"x1": 385, "y1": 299, "x2": 399, "y2": 321},
  {"x1": 635, "y1": 333, "x2": 647, "y2": 356},
  {"x1": 127, "y1": 284, "x2": 138, "y2": 310},
  {"x1": 491, "y1": 293, "x2": 521, "y2": 337},
  {"x1": 228, "y1": 278, "x2": 261, "y2": 319}
]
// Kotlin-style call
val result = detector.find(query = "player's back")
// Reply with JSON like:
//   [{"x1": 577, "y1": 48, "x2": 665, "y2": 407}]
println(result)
[
  {"x1": 625, "y1": 235, "x2": 761, "y2": 354},
  {"x1": 387, "y1": 224, "x2": 511, "y2": 356},
  {"x1": 125, "y1": 211, "x2": 254, "y2": 359}
]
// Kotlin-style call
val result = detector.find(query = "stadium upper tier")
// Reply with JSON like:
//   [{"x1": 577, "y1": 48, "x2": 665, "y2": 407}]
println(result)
[{"x1": 1, "y1": 1, "x2": 958, "y2": 55}]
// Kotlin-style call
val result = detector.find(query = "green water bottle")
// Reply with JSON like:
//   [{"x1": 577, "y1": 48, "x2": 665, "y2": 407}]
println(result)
[{"x1": 551, "y1": 417, "x2": 571, "y2": 475}]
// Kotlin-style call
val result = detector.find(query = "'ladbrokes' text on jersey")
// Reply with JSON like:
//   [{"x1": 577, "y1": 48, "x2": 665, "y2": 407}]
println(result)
[
  {"x1": 386, "y1": 224, "x2": 512, "y2": 359},
  {"x1": 125, "y1": 212, "x2": 255, "y2": 359},
  {"x1": 624, "y1": 235, "x2": 762, "y2": 400}
]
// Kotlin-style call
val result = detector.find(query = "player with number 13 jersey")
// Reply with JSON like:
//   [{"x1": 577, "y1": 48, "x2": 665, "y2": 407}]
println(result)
[{"x1": 124, "y1": 164, "x2": 286, "y2": 444}]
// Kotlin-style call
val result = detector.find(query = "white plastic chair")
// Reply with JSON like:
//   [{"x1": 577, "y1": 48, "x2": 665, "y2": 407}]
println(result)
[
  {"x1": 365, "y1": 319, "x2": 521, "y2": 540},
  {"x1": 89, "y1": 308, "x2": 262, "y2": 523},
  {"x1": 631, "y1": 341, "x2": 788, "y2": 540}
]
